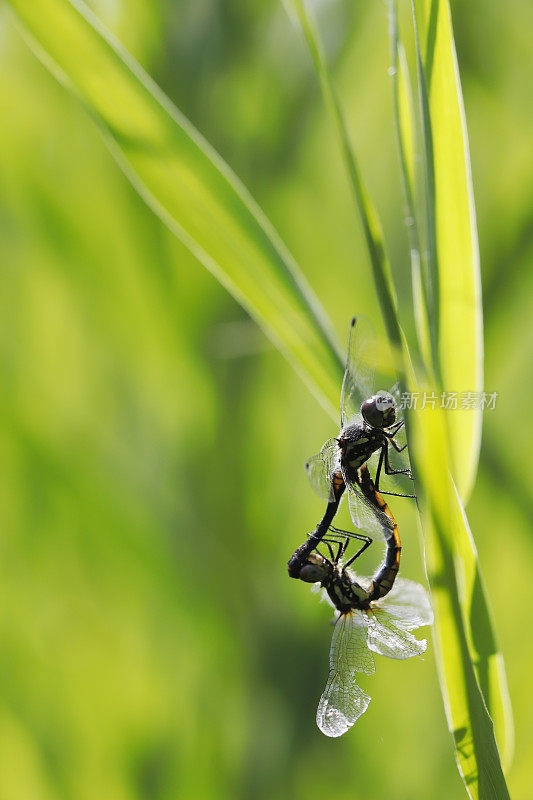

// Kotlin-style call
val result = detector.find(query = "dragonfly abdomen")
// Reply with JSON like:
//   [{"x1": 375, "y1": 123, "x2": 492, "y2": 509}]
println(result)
[{"x1": 365, "y1": 481, "x2": 401, "y2": 602}]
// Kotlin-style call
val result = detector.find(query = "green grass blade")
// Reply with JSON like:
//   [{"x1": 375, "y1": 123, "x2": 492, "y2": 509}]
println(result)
[
  {"x1": 388, "y1": 1, "x2": 432, "y2": 368},
  {"x1": 5, "y1": 0, "x2": 344, "y2": 420},
  {"x1": 454, "y1": 497, "x2": 515, "y2": 776},
  {"x1": 414, "y1": 0, "x2": 483, "y2": 502},
  {"x1": 285, "y1": 0, "x2": 404, "y2": 360},
  {"x1": 410, "y1": 1, "x2": 514, "y2": 772},
  {"x1": 409, "y1": 404, "x2": 511, "y2": 800},
  {"x1": 412, "y1": 1, "x2": 441, "y2": 383}
]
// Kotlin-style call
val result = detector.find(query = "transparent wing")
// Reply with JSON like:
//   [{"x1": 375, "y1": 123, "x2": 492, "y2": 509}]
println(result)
[
  {"x1": 316, "y1": 611, "x2": 374, "y2": 738},
  {"x1": 340, "y1": 316, "x2": 376, "y2": 427},
  {"x1": 378, "y1": 577, "x2": 433, "y2": 630},
  {"x1": 366, "y1": 608, "x2": 428, "y2": 659},
  {"x1": 305, "y1": 438, "x2": 339, "y2": 502},
  {"x1": 342, "y1": 468, "x2": 395, "y2": 540}
]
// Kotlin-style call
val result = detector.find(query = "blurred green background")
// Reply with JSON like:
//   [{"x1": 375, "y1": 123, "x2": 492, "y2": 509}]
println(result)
[{"x1": 0, "y1": 1, "x2": 531, "y2": 798}]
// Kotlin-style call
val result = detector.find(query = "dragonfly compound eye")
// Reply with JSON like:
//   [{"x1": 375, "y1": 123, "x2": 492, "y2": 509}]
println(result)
[
  {"x1": 298, "y1": 554, "x2": 329, "y2": 584},
  {"x1": 361, "y1": 391, "x2": 396, "y2": 429}
]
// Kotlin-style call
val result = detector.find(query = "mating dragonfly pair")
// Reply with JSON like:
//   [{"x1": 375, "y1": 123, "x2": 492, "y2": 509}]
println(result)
[{"x1": 288, "y1": 318, "x2": 433, "y2": 737}]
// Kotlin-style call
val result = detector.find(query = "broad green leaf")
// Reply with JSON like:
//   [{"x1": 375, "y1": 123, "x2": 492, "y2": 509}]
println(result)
[
  {"x1": 5, "y1": 0, "x2": 344, "y2": 420},
  {"x1": 409, "y1": 402, "x2": 511, "y2": 800},
  {"x1": 415, "y1": 0, "x2": 483, "y2": 502}
]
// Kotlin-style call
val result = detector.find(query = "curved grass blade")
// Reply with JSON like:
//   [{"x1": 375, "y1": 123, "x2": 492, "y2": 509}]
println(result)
[
  {"x1": 413, "y1": 0, "x2": 483, "y2": 502},
  {"x1": 5, "y1": 0, "x2": 344, "y2": 420},
  {"x1": 409, "y1": 1, "x2": 514, "y2": 774},
  {"x1": 409, "y1": 403, "x2": 511, "y2": 799}
]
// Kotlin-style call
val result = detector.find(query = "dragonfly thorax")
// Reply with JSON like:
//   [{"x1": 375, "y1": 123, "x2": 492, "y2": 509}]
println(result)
[
  {"x1": 338, "y1": 422, "x2": 383, "y2": 474},
  {"x1": 299, "y1": 554, "x2": 372, "y2": 611},
  {"x1": 326, "y1": 568, "x2": 371, "y2": 612}
]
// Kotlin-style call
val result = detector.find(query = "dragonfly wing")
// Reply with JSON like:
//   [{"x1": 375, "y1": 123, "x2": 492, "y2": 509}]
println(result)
[
  {"x1": 366, "y1": 608, "x2": 428, "y2": 659},
  {"x1": 343, "y1": 473, "x2": 395, "y2": 540},
  {"x1": 305, "y1": 438, "x2": 339, "y2": 502},
  {"x1": 378, "y1": 577, "x2": 433, "y2": 630},
  {"x1": 316, "y1": 611, "x2": 374, "y2": 738},
  {"x1": 305, "y1": 455, "x2": 333, "y2": 502},
  {"x1": 340, "y1": 316, "x2": 377, "y2": 427}
]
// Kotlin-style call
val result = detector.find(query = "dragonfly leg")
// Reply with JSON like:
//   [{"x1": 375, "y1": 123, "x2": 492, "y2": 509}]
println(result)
[
  {"x1": 324, "y1": 535, "x2": 350, "y2": 563},
  {"x1": 373, "y1": 442, "x2": 415, "y2": 499},
  {"x1": 329, "y1": 526, "x2": 372, "y2": 567},
  {"x1": 379, "y1": 489, "x2": 417, "y2": 499},
  {"x1": 374, "y1": 444, "x2": 385, "y2": 489},
  {"x1": 324, "y1": 540, "x2": 336, "y2": 561},
  {"x1": 384, "y1": 440, "x2": 412, "y2": 480},
  {"x1": 329, "y1": 525, "x2": 372, "y2": 544},
  {"x1": 335, "y1": 539, "x2": 345, "y2": 563},
  {"x1": 387, "y1": 419, "x2": 405, "y2": 436},
  {"x1": 390, "y1": 438, "x2": 408, "y2": 453},
  {"x1": 344, "y1": 538, "x2": 373, "y2": 568},
  {"x1": 321, "y1": 538, "x2": 345, "y2": 563},
  {"x1": 381, "y1": 489, "x2": 419, "y2": 512},
  {"x1": 385, "y1": 420, "x2": 409, "y2": 457}
]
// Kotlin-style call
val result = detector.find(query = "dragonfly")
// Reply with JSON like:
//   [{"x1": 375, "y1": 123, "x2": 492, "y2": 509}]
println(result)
[
  {"x1": 288, "y1": 316, "x2": 413, "y2": 578},
  {"x1": 296, "y1": 466, "x2": 433, "y2": 737}
]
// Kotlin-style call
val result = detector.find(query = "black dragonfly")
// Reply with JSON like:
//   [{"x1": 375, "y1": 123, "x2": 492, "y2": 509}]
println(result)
[
  {"x1": 294, "y1": 465, "x2": 432, "y2": 737},
  {"x1": 288, "y1": 316, "x2": 413, "y2": 578}
]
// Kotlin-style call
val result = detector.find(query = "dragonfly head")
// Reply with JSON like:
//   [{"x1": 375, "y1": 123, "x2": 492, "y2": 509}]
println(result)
[
  {"x1": 361, "y1": 390, "x2": 396, "y2": 429},
  {"x1": 298, "y1": 552, "x2": 332, "y2": 584}
]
